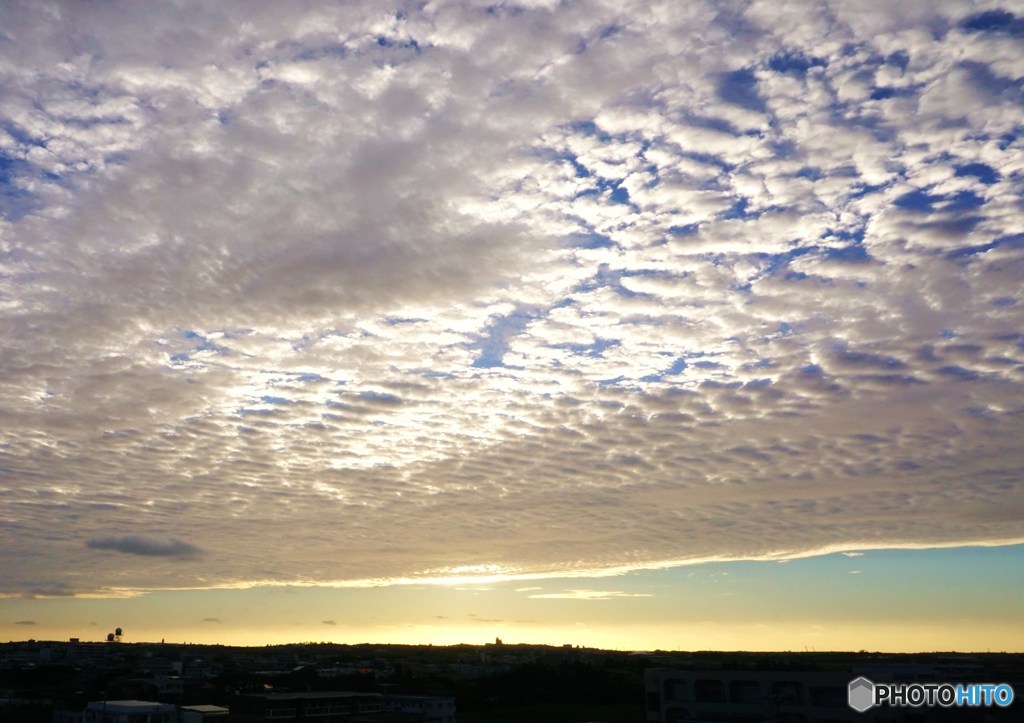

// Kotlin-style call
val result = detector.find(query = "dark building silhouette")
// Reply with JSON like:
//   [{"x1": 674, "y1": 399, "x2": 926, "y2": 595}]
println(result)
[
  {"x1": 230, "y1": 691, "x2": 454, "y2": 723},
  {"x1": 645, "y1": 664, "x2": 1015, "y2": 722}
]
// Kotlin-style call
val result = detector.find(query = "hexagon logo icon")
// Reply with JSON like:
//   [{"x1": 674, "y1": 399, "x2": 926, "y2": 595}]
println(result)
[{"x1": 848, "y1": 676, "x2": 875, "y2": 712}]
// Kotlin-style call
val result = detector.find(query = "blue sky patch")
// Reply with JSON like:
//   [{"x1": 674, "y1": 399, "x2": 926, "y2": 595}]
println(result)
[
  {"x1": 260, "y1": 395, "x2": 293, "y2": 405},
  {"x1": 767, "y1": 50, "x2": 826, "y2": 75},
  {"x1": 961, "y1": 9, "x2": 1024, "y2": 36},
  {"x1": 893, "y1": 187, "x2": 945, "y2": 212},
  {"x1": 955, "y1": 162, "x2": 1000, "y2": 184},
  {"x1": 716, "y1": 68, "x2": 766, "y2": 112},
  {"x1": 556, "y1": 337, "x2": 620, "y2": 358},
  {"x1": 825, "y1": 244, "x2": 873, "y2": 264},
  {"x1": 470, "y1": 306, "x2": 538, "y2": 368}
]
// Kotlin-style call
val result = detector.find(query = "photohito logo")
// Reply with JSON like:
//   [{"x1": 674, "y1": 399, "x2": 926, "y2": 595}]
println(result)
[
  {"x1": 848, "y1": 677, "x2": 874, "y2": 713},
  {"x1": 848, "y1": 676, "x2": 1014, "y2": 712}
]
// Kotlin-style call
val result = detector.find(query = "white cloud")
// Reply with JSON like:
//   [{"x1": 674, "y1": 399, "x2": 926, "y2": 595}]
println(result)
[{"x1": 0, "y1": 0, "x2": 1021, "y2": 598}]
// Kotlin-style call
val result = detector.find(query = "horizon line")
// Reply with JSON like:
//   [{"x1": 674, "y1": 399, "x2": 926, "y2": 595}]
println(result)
[{"x1": 3, "y1": 638, "x2": 1023, "y2": 656}]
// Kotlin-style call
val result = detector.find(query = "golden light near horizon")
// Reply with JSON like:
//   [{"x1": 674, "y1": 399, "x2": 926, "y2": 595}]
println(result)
[{"x1": 4, "y1": 547, "x2": 1022, "y2": 653}]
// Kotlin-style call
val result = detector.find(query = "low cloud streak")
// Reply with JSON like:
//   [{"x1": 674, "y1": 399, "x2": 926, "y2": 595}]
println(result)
[{"x1": 528, "y1": 590, "x2": 654, "y2": 601}]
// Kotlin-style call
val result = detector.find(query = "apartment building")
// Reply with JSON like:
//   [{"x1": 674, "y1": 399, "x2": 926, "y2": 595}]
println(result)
[{"x1": 646, "y1": 668, "x2": 906, "y2": 723}]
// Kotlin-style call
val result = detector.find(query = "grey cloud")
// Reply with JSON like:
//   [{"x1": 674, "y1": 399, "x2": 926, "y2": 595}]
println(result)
[
  {"x1": 15, "y1": 620, "x2": 37, "y2": 626},
  {"x1": 826, "y1": 347, "x2": 909, "y2": 373},
  {"x1": 86, "y1": 536, "x2": 203, "y2": 559}
]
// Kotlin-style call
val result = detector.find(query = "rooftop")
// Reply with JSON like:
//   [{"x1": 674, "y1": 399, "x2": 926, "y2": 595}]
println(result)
[{"x1": 236, "y1": 691, "x2": 380, "y2": 701}]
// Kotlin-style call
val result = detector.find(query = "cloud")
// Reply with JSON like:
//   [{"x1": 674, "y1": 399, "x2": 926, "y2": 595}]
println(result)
[
  {"x1": 85, "y1": 536, "x2": 203, "y2": 559},
  {"x1": 24, "y1": 586, "x2": 75, "y2": 598},
  {"x1": 15, "y1": 620, "x2": 37, "y2": 626},
  {"x1": 322, "y1": 620, "x2": 336, "y2": 626},
  {"x1": 528, "y1": 590, "x2": 654, "y2": 601},
  {"x1": 0, "y1": 0, "x2": 1021, "y2": 599},
  {"x1": 202, "y1": 617, "x2": 221, "y2": 623}
]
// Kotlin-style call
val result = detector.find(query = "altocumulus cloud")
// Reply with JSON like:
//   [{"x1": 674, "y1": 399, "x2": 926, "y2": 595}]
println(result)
[
  {"x1": 0, "y1": 0, "x2": 1022, "y2": 597},
  {"x1": 86, "y1": 536, "x2": 203, "y2": 560}
]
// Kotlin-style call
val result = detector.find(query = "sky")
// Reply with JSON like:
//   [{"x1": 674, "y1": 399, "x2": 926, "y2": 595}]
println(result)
[{"x1": 1, "y1": 0, "x2": 1022, "y2": 651}]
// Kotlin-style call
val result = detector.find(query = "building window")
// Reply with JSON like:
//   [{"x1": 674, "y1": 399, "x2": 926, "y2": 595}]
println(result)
[
  {"x1": 729, "y1": 679, "x2": 761, "y2": 704},
  {"x1": 664, "y1": 678, "x2": 687, "y2": 702},
  {"x1": 809, "y1": 686, "x2": 845, "y2": 708},
  {"x1": 646, "y1": 691, "x2": 661, "y2": 712},
  {"x1": 694, "y1": 679, "x2": 725, "y2": 702},
  {"x1": 772, "y1": 680, "x2": 803, "y2": 705}
]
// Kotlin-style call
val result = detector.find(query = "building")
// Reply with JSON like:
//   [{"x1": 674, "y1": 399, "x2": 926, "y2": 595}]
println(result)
[
  {"x1": 69, "y1": 700, "x2": 176, "y2": 723},
  {"x1": 52, "y1": 701, "x2": 226, "y2": 723},
  {"x1": 645, "y1": 662, "x2": 1021, "y2": 723},
  {"x1": 381, "y1": 694, "x2": 456, "y2": 723},
  {"x1": 229, "y1": 691, "x2": 383, "y2": 723},
  {"x1": 646, "y1": 668, "x2": 895, "y2": 723},
  {"x1": 229, "y1": 691, "x2": 456, "y2": 723},
  {"x1": 179, "y1": 704, "x2": 230, "y2": 722}
]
